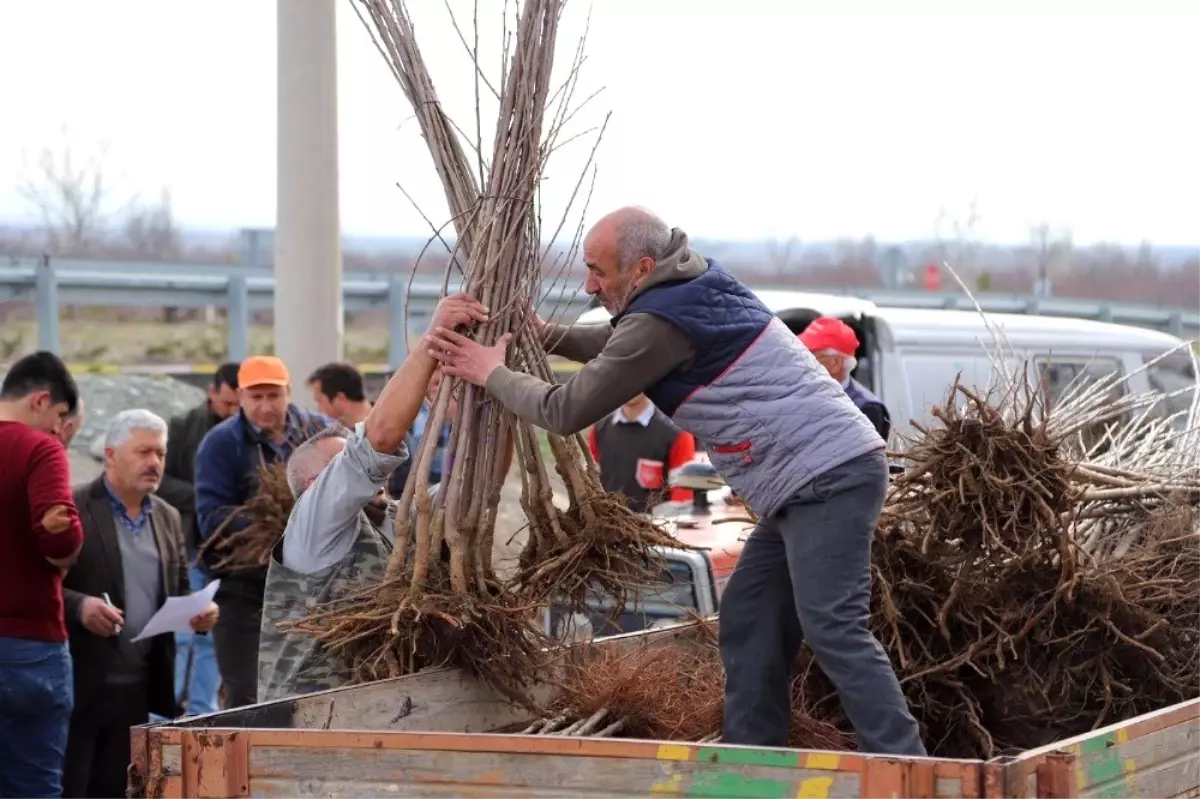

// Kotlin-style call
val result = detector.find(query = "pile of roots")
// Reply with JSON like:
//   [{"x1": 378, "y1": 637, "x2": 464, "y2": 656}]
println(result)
[
  {"x1": 197, "y1": 460, "x2": 391, "y2": 574},
  {"x1": 539, "y1": 359, "x2": 1199, "y2": 759},
  {"x1": 280, "y1": 0, "x2": 680, "y2": 704},
  {"x1": 861, "y1": 371, "x2": 1200, "y2": 758},
  {"x1": 532, "y1": 629, "x2": 855, "y2": 752},
  {"x1": 196, "y1": 462, "x2": 293, "y2": 573}
]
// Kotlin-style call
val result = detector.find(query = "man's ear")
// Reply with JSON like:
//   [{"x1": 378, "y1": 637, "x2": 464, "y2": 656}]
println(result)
[
  {"x1": 635, "y1": 256, "x2": 656, "y2": 282},
  {"x1": 28, "y1": 389, "x2": 51, "y2": 414}
]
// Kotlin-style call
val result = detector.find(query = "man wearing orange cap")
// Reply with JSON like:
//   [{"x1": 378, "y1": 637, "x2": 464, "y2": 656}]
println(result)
[
  {"x1": 193, "y1": 355, "x2": 333, "y2": 709},
  {"x1": 798, "y1": 317, "x2": 891, "y2": 442}
]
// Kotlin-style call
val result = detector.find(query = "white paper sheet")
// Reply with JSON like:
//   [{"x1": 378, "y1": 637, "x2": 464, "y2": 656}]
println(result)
[{"x1": 131, "y1": 579, "x2": 221, "y2": 642}]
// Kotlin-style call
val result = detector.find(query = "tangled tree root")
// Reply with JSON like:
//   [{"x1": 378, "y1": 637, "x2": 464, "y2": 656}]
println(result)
[
  {"x1": 847, "y1": 379, "x2": 1200, "y2": 759},
  {"x1": 543, "y1": 639, "x2": 855, "y2": 752},
  {"x1": 280, "y1": 564, "x2": 552, "y2": 708},
  {"x1": 512, "y1": 491, "x2": 685, "y2": 612},
  {"x1": 196, "y1": 461, "x2": 391, "y2": 574},
  {"x1": 196, "y1": 462, "x2": 293, "y2": 573}
]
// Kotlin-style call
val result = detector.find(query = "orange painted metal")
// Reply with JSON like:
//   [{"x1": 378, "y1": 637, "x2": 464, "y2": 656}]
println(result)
[
  {"x1": 181, "y1": 731, "x2": 250, "y2": 799},
  {"x1": 128, "y1": 726, "x2": 150, "y2": 798},
  {"x1": 981, "y1": 757, "x2": 1016, "y2": 798},
  {"x1": 936, "y1": 760, "x2": 984, "y2": 799},
  {"x1": 864, "y1": 758, "x2": 936, "y2": 796},
  {"x1": 909, "y1": 759, "x2": 937, "y2": 798},
  {"x1": 1034, "y1": 752, "x2": 1077, "y2": 799}
]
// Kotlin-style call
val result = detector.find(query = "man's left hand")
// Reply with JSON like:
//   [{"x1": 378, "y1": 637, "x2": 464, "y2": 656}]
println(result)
[
  {"x1": 427, "y1": 328, "x2": 513, "y2": 387},
  {"x1": 429, "y1": 293, "x2": 489, "y2": 333},
  {"x1": 189, "y1": 602, "x2": 219, "y2": 633},
  {"x1": 40, "y1": 504, "x2": 72, "y2": 534}
]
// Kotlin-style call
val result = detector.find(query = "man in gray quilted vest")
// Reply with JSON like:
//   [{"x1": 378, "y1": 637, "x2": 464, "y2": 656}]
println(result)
[
  {"x1": 426, "y1": 207, "x2": 926, "y2": 756},
  {"x1": 256, "y1": 293, "x2": 488, "y2": 703}
]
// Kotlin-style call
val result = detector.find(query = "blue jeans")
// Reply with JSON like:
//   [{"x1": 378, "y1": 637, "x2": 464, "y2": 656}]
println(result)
[
  {"x1": 172, "y1": 565, "x2": 221, "y2": 716},
  {"x1": 0, "y1": 636, "x2": 74, "y2": 798}
]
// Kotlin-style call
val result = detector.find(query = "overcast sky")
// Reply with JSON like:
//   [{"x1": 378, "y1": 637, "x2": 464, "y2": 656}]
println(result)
[{"x1": 1, "y1": 0, "x2": 1197, "y2": 246}]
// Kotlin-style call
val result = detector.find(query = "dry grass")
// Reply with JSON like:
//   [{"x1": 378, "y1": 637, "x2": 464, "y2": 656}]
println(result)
[{"x1": 0, "y1": 318, "x2": 399, "y2": 366}]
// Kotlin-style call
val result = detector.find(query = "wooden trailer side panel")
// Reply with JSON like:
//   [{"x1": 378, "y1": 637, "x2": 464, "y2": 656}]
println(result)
[
  {"x1": 149, "y1": 729, "x2": 985, "y2": 799},
  {"x1": 1002, "y1": 699, "x2": 1200, "y2": 799}
]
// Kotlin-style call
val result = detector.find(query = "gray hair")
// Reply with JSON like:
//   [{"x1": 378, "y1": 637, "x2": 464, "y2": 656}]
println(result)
[
  {"x1": 286, "y1": 423, "x2": 351, "y2": 496},
  {"x1": 616, "y1": 208, "x2": 671, "y2": 270},
  {"x1": 815, "y1": 347, "x2": 858, "y2": 375},
  {"x1": 104, "y1": 408, "x2": 168, "y2": 449}
]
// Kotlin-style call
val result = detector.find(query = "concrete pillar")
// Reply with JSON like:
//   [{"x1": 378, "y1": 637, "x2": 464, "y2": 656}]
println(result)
[
  {"x1": 35, "y1": 255, "x2": 60, "y2": 353},
  {"x1": 226, "y1": 275, "x2": 250, "y2": 363},
  {"x1": 275, "y1": 0, "x2": 343, "y2": 407}
]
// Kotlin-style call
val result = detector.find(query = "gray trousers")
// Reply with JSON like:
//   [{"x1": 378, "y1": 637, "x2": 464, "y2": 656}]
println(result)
[{"x1": 718, "y1": 449, "x2": 926, "y2": 755}]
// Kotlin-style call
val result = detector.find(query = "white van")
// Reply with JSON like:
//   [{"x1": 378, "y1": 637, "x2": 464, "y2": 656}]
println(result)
[{"x1": 571, "y1": 289, "x2": 1198, "y2": 448}]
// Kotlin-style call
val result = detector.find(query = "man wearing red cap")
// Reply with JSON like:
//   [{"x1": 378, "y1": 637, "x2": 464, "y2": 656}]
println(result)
[{"x1": 798, "y1": 317, "x2": 891, "y2": 442}]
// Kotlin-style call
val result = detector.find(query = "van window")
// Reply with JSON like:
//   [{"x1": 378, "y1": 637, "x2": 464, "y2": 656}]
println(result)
[
  {"x1": 1034, "y1": 356, "x2": 1125, "y2": 411},
  {"x1": 1034, "y1": 356, "x2": 1128, "y2": 453},
  {"x1": 1144, "y1": 349, "x2": 1197, "y2": 422},
  {"x1": 895, "y1": 351, "x2": 1018, "y2": 428}
]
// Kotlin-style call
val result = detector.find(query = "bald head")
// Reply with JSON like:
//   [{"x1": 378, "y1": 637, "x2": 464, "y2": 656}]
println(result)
[
  {"x1": 582, "y1": 206, "x2": 671, "y2": 314},
  {"x1": 587, "y1": 206, "x2": 671, "y2": 270},
  {"x1": 286, "y1": 424, "x2": 351, "y2": 496}
]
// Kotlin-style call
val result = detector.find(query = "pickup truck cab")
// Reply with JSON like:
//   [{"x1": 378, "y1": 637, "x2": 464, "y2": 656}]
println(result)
[{"x1": 547, "y1": 288, "x2": 1197, "y2": 639}]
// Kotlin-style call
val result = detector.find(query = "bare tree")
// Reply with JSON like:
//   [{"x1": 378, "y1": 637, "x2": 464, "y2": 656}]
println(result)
[
  {"x1": 1030, "y1": 221, "x2": 1073, "y2": 297},
  {"x1": 765, "y1": 234, "x2": 801, "y2": 279},
  {"x1": 15, "y1": 129, "x2": 135, "y2": 256},
  {"x1": 934, "y1": 196, "x2": 982, "y2": 276},
  {"x1": 124, "y1": 188, "x2": 182, "y2": 259}
]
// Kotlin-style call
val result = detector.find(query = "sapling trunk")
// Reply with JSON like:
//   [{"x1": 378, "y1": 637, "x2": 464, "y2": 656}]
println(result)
[{"x1": 279, "y1": 0, "x2": 692, "y2": 702}]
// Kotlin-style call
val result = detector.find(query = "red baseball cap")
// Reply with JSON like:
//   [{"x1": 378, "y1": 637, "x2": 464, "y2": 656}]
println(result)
[{"x1": 798, "y1": 317, "x2": 858, "y2": 356}]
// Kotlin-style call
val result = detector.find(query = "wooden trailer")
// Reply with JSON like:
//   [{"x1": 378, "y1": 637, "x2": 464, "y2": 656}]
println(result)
[{"x1": 131, "y1": 621, "x2": 1200, "y2": 798}]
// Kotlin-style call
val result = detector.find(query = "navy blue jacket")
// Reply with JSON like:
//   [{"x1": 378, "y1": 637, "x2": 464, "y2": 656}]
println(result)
[
  {"x1": 844, "y1": 378, "x2": 891, "y2": 443},
  {"x1": 194, "y1": 404, "x2": 332, "y2": 577}
]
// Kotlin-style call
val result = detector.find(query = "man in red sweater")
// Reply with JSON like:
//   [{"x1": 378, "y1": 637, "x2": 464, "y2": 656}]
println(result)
[{"x1": 0, "y1": 351, "x2": 86, "y2": 799}]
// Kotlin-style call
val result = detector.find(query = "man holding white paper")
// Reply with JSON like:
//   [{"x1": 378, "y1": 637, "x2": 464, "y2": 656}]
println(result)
[{"x1": 61, "y1": 409, "x2": 218, "y2": 798}]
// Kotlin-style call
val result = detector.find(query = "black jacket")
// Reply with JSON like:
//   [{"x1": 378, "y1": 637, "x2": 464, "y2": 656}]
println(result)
[
  {"x1": 156, "y1": 401, "x2": 223, "y2": 551},
  {"x1": 62, "y1": 478, "x2": 190, "y2": 719}
]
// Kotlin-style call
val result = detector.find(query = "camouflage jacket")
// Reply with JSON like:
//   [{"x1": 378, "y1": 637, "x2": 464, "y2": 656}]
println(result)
[{"x1": 257, "y1": 501, "x2": 397, "y2": 703}]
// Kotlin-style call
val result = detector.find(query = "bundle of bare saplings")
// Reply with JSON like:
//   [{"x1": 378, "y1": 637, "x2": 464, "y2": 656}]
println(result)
[
  {"x1": 278, "y1": 0, "x2": 679, "y2": 704},
  {"x1": 538, "y1": 356, "x2": 1200, "y2": 758}
]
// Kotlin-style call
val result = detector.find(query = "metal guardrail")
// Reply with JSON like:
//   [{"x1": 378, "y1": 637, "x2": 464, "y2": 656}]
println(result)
[
  {"x1": 833, "y1": 287, "x2": 1197, "y2": 334},
  {"x1": 0, "y1": 255, "x2": 1195, "y2": 368},
  {"x1": 0, "y1": 256, "x2": 594, "y2": 368}
]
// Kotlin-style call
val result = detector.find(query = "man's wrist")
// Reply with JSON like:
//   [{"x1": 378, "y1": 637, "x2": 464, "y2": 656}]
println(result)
[
  {"x1": 414, "y1": 339, "x2": 439, "y2": 366},
  {"x1": 483, "y1": 364, "x2": 507, "y2": 391}
]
